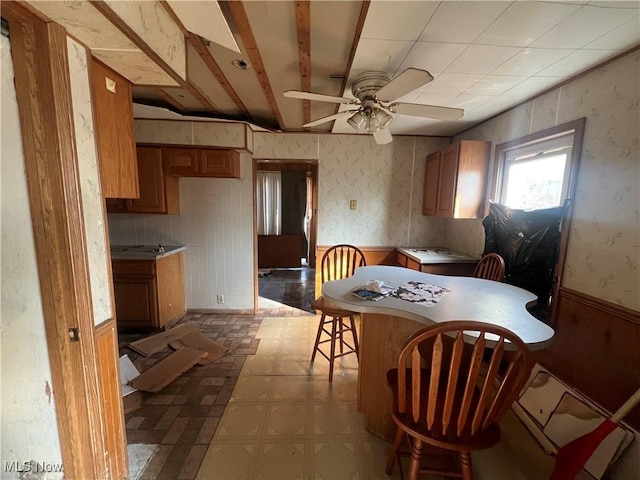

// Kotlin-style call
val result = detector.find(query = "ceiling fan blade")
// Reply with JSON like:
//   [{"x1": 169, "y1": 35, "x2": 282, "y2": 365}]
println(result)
[
  {"x1": 373, "y1": 128, "x2": 393, "y2": 145},
  {"x1": 283, "y1": 90, "x2": 356, "y2": 104},
  {"x1": 390, "y1": 102, "x2": 464, "y2": 121},
  {"x1": 303, "y1": 110, "x2": 358, "y2": 128},
  {"x1": 375, "y1": 68, "x2": 434, "y2": 102}
]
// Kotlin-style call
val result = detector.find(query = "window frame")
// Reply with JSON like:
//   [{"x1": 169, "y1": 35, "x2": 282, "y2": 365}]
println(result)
[
  {"x1": 487, "y1": 118, "x2": 586, "y2": 214},
  {"x1": 498, "y1": 135, "x2": 574, "y2": 209},
  {"x1": 486, "y1": 117, "x2": 586, "y2": 325}
]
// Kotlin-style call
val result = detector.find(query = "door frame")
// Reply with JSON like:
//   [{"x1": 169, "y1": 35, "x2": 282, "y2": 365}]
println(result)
[
  {"x1": 252, "y1": 159, "x2": 319, "y2": 310},
  {"x1": 3, "y1": 3, "x2": 123, "y2": 478}
]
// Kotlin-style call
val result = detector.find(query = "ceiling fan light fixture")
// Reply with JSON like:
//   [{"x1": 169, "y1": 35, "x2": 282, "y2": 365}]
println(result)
[
  {"x1": 375, "y1": 109, "x2": 393, "y2": 129},
  {"x1": 347, "y1": 111, "x2": 366, "y2": 130},
  {"x1": 366, "y1": 115, "x2": 380, "y2": 133}
]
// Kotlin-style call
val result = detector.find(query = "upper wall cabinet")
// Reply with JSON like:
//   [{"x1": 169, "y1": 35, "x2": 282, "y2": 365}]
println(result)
[
  {"x1": 423, "y1": 140, "x2": 491, "y2": 219},
  {"x1": 163, "y1": 146, "x2": 240, "y2": 178},
  {"x1": 90, "y1": 58, "x2": 139, "y2": 199},
  {"x1": 107, "y1": 146, "x2": 179, "y2": 215}
]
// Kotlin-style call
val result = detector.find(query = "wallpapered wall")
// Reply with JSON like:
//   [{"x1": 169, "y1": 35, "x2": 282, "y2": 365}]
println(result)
[
  {"x1": 109, "y1": 125, "x2": 449, "y2": 309},
  {"x1": 451, "y1": 50, "x2": 639, "y2": 311}
]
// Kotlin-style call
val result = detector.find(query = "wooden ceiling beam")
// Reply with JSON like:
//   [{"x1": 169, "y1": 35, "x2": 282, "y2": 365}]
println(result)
[
  {"x1": 156, "y1": 88, "x2": 187, "y2": 112},
  {"x1": 295, "y1": 1, "x2": 311, "y2": 127},
  {"x1": 89, "y1": 0, "x2": 219, "y2": 114},
  {"x1": 159, "y1": 0, "x2": 252, "y2": 121},
  {"x1": 225, "y1": 1, "x2": 286, "y2": 130},
  {"x1": 337, "y1": 0, "x2": 370, "y2": 111}
]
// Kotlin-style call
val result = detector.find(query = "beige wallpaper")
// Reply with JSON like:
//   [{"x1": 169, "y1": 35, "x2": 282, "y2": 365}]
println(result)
[{"x1": 452, "y1": 50, "x2": 639, "y2": 311}]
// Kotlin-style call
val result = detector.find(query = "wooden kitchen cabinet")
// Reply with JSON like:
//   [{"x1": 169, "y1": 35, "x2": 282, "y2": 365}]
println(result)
[
  {"x1": 164, "y1": 146, "x2": 240, "y2": 178},
  {"x1": 396, "y1": 249, "x2": 478, "y2": 276},
  {"x1": 422, "y1": 140, "x2": 491, "y2": 218},
  {"x1": 112, "y1": 252, "x2": 185, "y2": 331},
  {"x1": 90, "y1": 58, "x2": 139, "y2": 199},
  {"x1": 107, "y1": 146, "x2": 180, "y2": 214}
]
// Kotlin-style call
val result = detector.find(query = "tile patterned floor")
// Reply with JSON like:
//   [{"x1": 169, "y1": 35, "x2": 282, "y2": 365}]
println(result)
[
  {"x1": 119, "y1": 305, "x2": 310, "y2": 480},
  {"x1": 258, "y1": 267, "x2": 316, "y2": 314},
  {"x1": 122, "y1": 307, "x2": 584, "y2": 480}
]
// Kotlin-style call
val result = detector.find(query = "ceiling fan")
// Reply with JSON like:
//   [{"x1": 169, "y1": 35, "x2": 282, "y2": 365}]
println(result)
[{"x1": 284, "y1": 68, "x2": 464, "y2": 145}]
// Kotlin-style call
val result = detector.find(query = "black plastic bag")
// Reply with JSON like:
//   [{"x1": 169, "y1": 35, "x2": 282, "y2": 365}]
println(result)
[{"x1": 482, "y1": 202, "x2": 568, "y2": 320}]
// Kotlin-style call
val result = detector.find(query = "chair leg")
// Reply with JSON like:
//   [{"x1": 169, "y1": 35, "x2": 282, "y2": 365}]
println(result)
[
  {"x1": 349, "y1": 315, "x2": 359, "y2": 360},
  {"x1": 328, "y1": 316, "x2": 338, "y2": 382},
  {"x1": 311, "y1": 313, "x2": 326, "y2": 363},
  {"x1": 385, "y1": 426, "x2": 404, "y2": 475},
  {"x1": 339, "y1": 317, "x2": 344, "y2": 354},
  {"x1": 459, "y1": 451, "x2": 472, "y2": 480},
  {"x1": 407, "y1": 438, "x2": 423, "y2": 480}
]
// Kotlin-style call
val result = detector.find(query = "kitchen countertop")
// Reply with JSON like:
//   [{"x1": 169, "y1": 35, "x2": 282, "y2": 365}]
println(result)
[
  {"x1": 110, "y1": 244, "x2": 185, "y2": 260},
  {"x1": 397, "y1": 246, "x2": 479, "y2": 264}
]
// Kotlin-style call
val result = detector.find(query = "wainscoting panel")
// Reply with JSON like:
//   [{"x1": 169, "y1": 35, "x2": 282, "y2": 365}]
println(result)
[{"x1": 540, "y1": 288, "x2": 640, "y2": 430}]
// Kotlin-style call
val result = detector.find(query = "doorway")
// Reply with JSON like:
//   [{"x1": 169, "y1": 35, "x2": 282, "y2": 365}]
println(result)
[{"x1": 254, "y1": 160, "x2": 318, "y2": 313}]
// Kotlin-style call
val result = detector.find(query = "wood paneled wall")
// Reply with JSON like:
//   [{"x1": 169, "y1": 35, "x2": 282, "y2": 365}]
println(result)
[
  {"x1": 539, "y1": 287, "x2": 640, "y2": 430},
  {"x1": 315, "y1": 246, "x2": 396, "y2": 298},
  {"x1": 95, "y1": 320, "x2": 127, "y2": 479}
]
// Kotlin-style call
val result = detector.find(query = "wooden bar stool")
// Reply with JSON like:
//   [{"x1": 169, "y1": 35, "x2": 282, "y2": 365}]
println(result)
[{"x1": 310, "y1": 244, "x2": 365, "y2": 381}]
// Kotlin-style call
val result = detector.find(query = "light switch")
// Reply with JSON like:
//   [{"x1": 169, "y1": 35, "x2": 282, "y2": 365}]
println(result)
[{"x1": 350, "y1": 200, "x2": 357, "y2": 210}]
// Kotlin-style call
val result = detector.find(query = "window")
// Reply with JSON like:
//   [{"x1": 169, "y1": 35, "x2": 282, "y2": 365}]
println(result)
[{"x1": 492, "y1": 119, "x2": 585, "y2": 211}]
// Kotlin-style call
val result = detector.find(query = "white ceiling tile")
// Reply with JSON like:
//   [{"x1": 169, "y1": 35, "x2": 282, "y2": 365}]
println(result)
[
  {"x1": 475, "y1": 1, "x2": 580, "y2": 47},
  {"x1": 492, "y1": 48, "x2": 575, "y2": 76},
  {"x1": 361, "y1": 1, "x2": 439, "y2": 41},
  {"x1": 501, "y1": 76, "x2": 563, "y2": 98},
  {"x1": 419, "y1": 1, "x2": 512, "y2": 44},
  {"x1": 464, "y1": 75, "x2": 527, "y2": 95},
  {"x1": 537, "y1": 49, "x2": 618, "y2": 76},
  {"x1": 349, "y1": 39, "x2": 415, "y2": 75},
  {"x1": 447, "y1": 94, "x2": 494, "y2": 112},
  {"x1": 585, "y1": 16, "x2": 640, "y2": 49},
  {"x1": 445, "y1": 45, "x2": 522, "y2": 74},
  {"x1": 411, "y1": 91, "x2": 459, "y2": 106},
  {"x1": 425, "y1": 72, "x2": 484, "y2": 94},
  {"x1": 397, "y1": 42, "x2": 468, "y2": 77},
  {"x1": 531, "y1": 4, "x2": 639, "y2": 49}
]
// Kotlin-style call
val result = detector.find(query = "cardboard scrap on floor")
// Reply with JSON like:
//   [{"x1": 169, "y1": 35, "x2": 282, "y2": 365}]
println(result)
[
  {"x1": 120, "y1": 355, "x2": 143, "y2": 413},
  {"x1": 168, "y1": 330, "x2": 230, "y2": 365},
  {"x1": 128, "y1": 324, "x2": 199, "y2": 356},
  {"x1": 130, "y1": 348, "x2": 207, "y2": 393},
  {"x1": 125, "y1": 324, "x2": 231, "y2": 395}
]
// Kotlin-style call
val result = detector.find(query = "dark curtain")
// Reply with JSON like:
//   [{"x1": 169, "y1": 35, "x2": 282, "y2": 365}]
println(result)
[
  {"x1": 482, "y1": 202, "x2": 568, "y2": 322},
  {"x1": 281, "y1": 171, "x2": 308, "y2": 259}
]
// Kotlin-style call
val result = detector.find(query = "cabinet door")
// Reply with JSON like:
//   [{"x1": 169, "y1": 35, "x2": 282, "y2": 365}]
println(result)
[
  {"x1": 436, "y1": 143, "x2": 460, "y2": 217},
  {"x1": 90, "y1": 59, "x2": 139, "y2": 199},
  {"x1": 164, "y1": 147, "x2": 199, "y2": 176},
  {"x1": 200, "y1": 149, "x2": 240, "y2": 178},
  {"x1": 127, "y1": 147, "x2": 165, "y2": 213},
  {"x1": 113, "y1": 276, "x2": 158, "y2": 330},
  {"x1": 423, "y1": 151, "x2": 441, "y2": 215}
]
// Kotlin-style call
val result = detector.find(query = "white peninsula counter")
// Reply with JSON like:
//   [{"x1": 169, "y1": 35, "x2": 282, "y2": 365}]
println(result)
[{"x1": 322, "y1": 265, "x2": 554, "y2": 440}]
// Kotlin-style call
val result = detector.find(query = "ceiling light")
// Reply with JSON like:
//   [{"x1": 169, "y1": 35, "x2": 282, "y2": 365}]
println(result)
[
  {"x1": 376, "y1": 109, "x2": 393, "y2": 129},
  {"x1": 232, "y1": 59, "x2": 250, "y2": 70},
  {"x1": 366, "y1": 115, "x2": 380, "y2": 133},
  {"x1": 347, "y1": 111, "x2": 366, "y2": 130}
]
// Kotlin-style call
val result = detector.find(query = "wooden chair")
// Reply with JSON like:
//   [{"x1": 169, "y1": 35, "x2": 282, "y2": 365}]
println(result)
[
  {"x1": 473, "y1": 253, "x2": 505, "y2": 281},
  {"x1": 385, "y1": 321, "x2": 532, "y2": 480},
  {"x1": 310, "y1": 244, "x2": 366, "y2": 381}
]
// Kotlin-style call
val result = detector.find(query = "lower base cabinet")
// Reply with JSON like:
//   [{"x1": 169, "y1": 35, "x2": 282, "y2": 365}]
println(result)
[
  {"x1": 112, "y1": 252, "x2": 185, "y2": 331},
  {"x1": 395, "y1": 250, "x2": 477, "y2": 276}
]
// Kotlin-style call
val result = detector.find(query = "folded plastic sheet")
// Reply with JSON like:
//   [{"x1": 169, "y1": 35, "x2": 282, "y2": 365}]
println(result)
[{"x1": 482, "y1": 202, "x2": 568, "y2": 321}]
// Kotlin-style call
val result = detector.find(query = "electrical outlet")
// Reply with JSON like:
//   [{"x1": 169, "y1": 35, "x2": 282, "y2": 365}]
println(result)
[
  {"x1": 217, "y1": 294, "x2": 224, "y2": 304},
  {"x1": 350, "y1": 200, "x2": 357, "y2": 210}
]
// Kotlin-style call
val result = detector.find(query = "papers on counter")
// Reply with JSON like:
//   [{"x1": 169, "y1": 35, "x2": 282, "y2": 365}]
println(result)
[{"x1": 352, "y1": 280, "x2": 395, "y2": 301}]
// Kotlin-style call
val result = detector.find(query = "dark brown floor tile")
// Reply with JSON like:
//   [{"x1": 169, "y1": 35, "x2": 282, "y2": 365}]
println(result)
[
  {"x1": 177, "y1": 445, "x2": 209, "y2": 480},
  {"x1": 156, "y1": 444, "x2": 192, "y2": 480},
  {"x1": 161, "y1": 417, "x2": 190, "y2": 445},
  {"x1": 138, "y1": 445, "x2": 173, "y2": 480}
]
